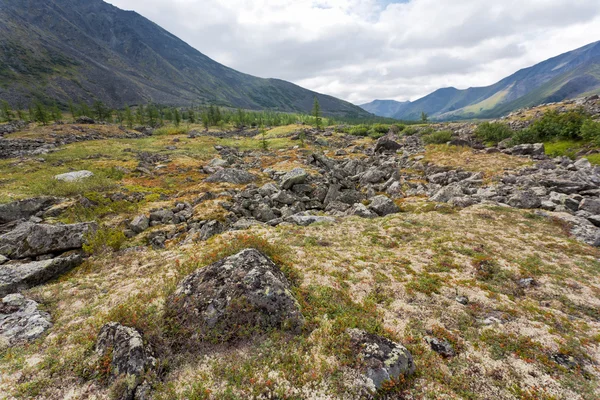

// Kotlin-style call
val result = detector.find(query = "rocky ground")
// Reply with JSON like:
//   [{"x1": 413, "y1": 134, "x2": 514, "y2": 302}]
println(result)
[{"x1": 1, "y1": 104, "x2": 600, "y2": 399}]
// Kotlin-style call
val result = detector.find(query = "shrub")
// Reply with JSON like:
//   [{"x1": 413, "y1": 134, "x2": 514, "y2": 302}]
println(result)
[
  {"x1": 580, "y1": 119, "x2": 600, "y2": 146},
  {"x1": 422, "y1": 130, "x2": 453, "y2": 145},
  {"x1": 403, "y1": 126, "x2": 418, "y2": 136},
  {"x1": 475, "y1": 122, "x2": 513, "y2": 144},
  {"x1": 348, "y1": 125, "x2": 369, "y2": 136},
  {"x1": 527, "y1": 109, "x2": 588, "y2": 141},
  {"x1": 389, "y1": 124, "x2": 406, "y2": 134},
  {"x1": 29, "y1": 169, "x2": 121, "y2": 198},
  {"x1": 83, "y1": 226, "x2": 126, "y2": 255},
  {"x1": 153, "y1": 126, "x2": 189, "y2": 136}
]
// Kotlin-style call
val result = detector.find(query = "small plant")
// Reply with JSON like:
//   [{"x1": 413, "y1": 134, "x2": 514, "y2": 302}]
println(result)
[
  {"x1": 580, "y1": 119, "x2": 600, "y2": 145},
  {"x1": 406, "y1": 272, "x2": 443, "y2": 295},
  {"x1": 475, "y1": 122, "x2": 513, "y2": 144},
  {"x1": 83, "y1": 226, "x2": 126, "y2": 255},
  {"x1": 312, "y1": 97, "x2": 322, "y2": 130},
  {"x1": 260, "y1": 124, "x2": 269, "y2": 150},
  {"x1": 422, "y1": 130, "x2": 453, "y2": 145}
]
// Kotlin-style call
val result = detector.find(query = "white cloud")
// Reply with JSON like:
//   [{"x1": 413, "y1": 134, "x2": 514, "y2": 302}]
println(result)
[{"x1": 105, "y1": 0, "x2": 600, "y2": 104}]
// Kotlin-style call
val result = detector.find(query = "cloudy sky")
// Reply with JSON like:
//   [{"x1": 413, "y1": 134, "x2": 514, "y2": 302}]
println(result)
[{"x1": 106, "y1": 0, "x2": 600, "y2": 105}]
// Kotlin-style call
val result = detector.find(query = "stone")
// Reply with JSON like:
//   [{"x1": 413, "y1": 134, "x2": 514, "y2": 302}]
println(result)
[
  {"x1": 510, "y1": 143, "x2": 545, "y2": 156},
  {"x1": 360, "y1": 168, "x2": 387, "y2": 184},
  {"x1": 253, "y1": 204, "x2": 277, "y2": 223},
  {"x1": 508, "y1": 191, "x2": 541, "y2": 209},
  {"x1": 75, "y1": 116, "x2": 95, "y2": 124},
  {"x1": 579, "y1": 198, "x2": 600, "y2": 214},
  {"x1": 285, "y1": 213, "x2": 335, "y2": 226},
  {"x1": 205, "y1": 168, "x2": 257, "y2": 184},
  {"x1": 96, "y1": 322, "x2": 156, "y2": 400},
  {"x1": 231, "y1": 218, "x2": 265, "y2": 230},
  {"x1": 368, "y1": 195, "x2": 400, "y2": 216},
  {"x1": 258, "y1": 183, "x2": 279, "y2": 197},
  {"x1": 0, "y1": 222, "x2": 96, "y2": 259},
  {"x1": 574, "y1": 158, "x2": 592, "y2": 170},
  {"x1": 0, "y1": 294, "x2": 52, "y2": 349},
  {"x1": 588, "y1": 215, "x2": 600, "y2": 228},
  {"x1": 455, "y1": 295, "x2": 469, "y2": 305},
  {"x1": 0, "y1": 254, "x2": 83, "y2": 296},
  {"x1": 518, "y1": 278, "x2": 536, "y2": 288},
  {"x1": 280, "y1": 168, "x2": 308, "y2": 190},
  {"x1": 374, "y1": 135, "x2": 402, "y2": 153},
  {"x1": 208, "y1": 158, "x2": 229, "y2": 168},
  {"x1": 431, "y1": 183, "x2": 464, "y2": 203},
  {"x1": 0, "y1": 197, "x2": 59, "y2": 224},
  {"x1": 149, "y1": 209, "x2": 175, "y2": 224},
  {"x1": 199, "y1": 220, "x2": 224, "y2": 241},
  {"x1": 54, "y1": 170, "x2": 94, "y2": 182},
  {"x1": 130, "y1": 215, "x2": 149, "y2": 234},
  {"x1": 425, "y1": 337, "x2": 456, "y2": 358},
  {"x1": 165, "y1": 249, "x2": 304, "y2": 342},
  {"x1": 347, "y1": 328, "x2": 415, "y2": 391}
]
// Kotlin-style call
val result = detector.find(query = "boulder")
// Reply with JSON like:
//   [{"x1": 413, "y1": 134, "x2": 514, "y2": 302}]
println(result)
[
  {"x1": 75, "y1": 116, "x2": 95, "y2": 124},
  {"x1": 347, "y1": 328, "x2": 415, "y2": 391},
  {"x1": 431, "y1": 183, "x2": 465, "y2": 203},
  {"x1": 0, "y1": 222, "x2": 96, "y2": 259},
  {"x1": 54, "y1": 170, "x2": 94, "y2": 182},
  {"x1": 258, "y1": 183, "x2": 280, "y2": 197},
  {"x1": 165, "y1": 249, "x2": 304, "y2": 342},
  {"x1": 368, "y1": 195, "x2": 400, "y2": 216},
  {"x1": 208, "y1": 158, "x2": 229, "y2": 168},
  {"x1": 0, "y1": 294, "x2": 52, "y2": 349},
  {"x1": 280, "y1": 168, "x2": 308, "y2": 190},
  {"x1": 374, "y1": 135, "x2": 402, "y2": 153},
  {"x1": 285, "y1": 213, "x2": 335, "y2": 226},
  {"x1": 347, "y1": 203, "x2": 377, "y2": 219},
  {"x1": 199, "y1": 220, "x2": 225, "y2": 241},
  {"x1": 579, "y1": 198, "x2": 600, "y2": 214},
  {"x1": 509, "y1": 143, "x2": 545, "y2": 156},
  {"x1": 574, "y1": 158, "x2": 592, "y2": 170},
  {"x1": 130, "y1": 215, "x2": 149, "y2": 234},
  {"x1": 205, "y1": 168, "x2": 257, "y2": 184},
  {"x1": 96, "y1": 322, "x2": 156, "y2": 400},
  {"x1": 0, "y1": 254, "x2": 83, "y2": 296},
  {"x1": 508, "y1": 191, "x2": 541, "y2": 209},
  {"x1": 425, "y1": 337, "x2": 456, "y2": 358},
  {"x1": 0, "y1": 197, "x2": 59, "y2": 224}
]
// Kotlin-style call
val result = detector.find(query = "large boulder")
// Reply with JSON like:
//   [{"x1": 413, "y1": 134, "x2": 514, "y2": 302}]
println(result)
[
  {"x1": 368, "y1": 195, "x2": 400, "y2": 216},
  {"x1": 280, "y1": 168, "x2": 308, "y2": 190},
  {"x1": 54, "y1": 170, "x2": 94, "y2": 182},
  {"x1": 96, "y1": 322, "x2": 157, "y2": 400},
  {"x1": 165, "y1": 249, "x2": 304, "y2": 343},
  {"x1": 0, "y1": 254, "x2": 83, "y2": 296},
  {"x1": 0, "y1": 197, "x2": 59, "y2": 224},
  {"x1": 0, "y1": 294, "x2": 52, "y2": 349},
  {"x1": 348, "y1": 328, "x2": 415, "y2": 391},
  {"x1": 507, "y1": 191, "x2": 541, "y2": 209},
  {"x1": 285, "y1": 213, "x2": 336, "y2": 226},
  {"x1": 0, "y1": 222, "x2": 96, "y2": 259},
  {"x1": 431, "y1": 183, "x2": 465, "y2": 203},
  {"x1": 579, "y1": 198, "x2": 600, "y2": 215},
  {"x1": 509, "y1": 143, "x2": 545, "y2": 156},
  {"x1": 374, "y1": 134, "x2": 402, "y2": 153},
  {"x1": 204, "y1": 168, "x2": 257, "y2": 184}
]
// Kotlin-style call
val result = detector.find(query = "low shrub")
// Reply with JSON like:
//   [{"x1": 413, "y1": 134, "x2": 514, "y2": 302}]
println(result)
[
  {"x1": 422, "y1": 130, "x2": 453, "y2": 145},
  {"x1": 475, "y1": 122, "x2": 513, "y2": 144},
  {"x1": 29, "y1": 169, "x2": 122, "y2": 198},
  {"x1": 580, "y1": 119, "x2": 600, "y2": 146},
  {"x1": 348, "y1": 125, "x2": 369, "y2": 136},
  {"x1": 83, "y1": 226, "x2": 126, "y2": 255}
]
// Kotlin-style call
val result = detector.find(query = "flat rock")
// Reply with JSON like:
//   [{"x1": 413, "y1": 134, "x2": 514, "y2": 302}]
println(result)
[
  {"x1": 280, "y1": 168, "x2": 308, "y2": 190},
  {"x1": 54, "y1": 170, "x2": 94, "y2": 182},
  {"x1": 285, "y1": 213, "x2": 335, "y2": 226},
  {"x1": 165, "y1": 249, "x2": 304, "y2": 343},
  {"x1": 0, "y1": 197, "x2": 59, "y2": 224},
  {"x1": 0, "y1": 254, "x2": 83, "y2": 296},
  {"x1": 0, "y1": 294, "x2": 52, "y2": 349},
  {"x1": 204, "y1": 168, "x2": 257, "y2": 184},
  {"x1": 368, "y1": 195, "x2": 400, "y2": 216}
]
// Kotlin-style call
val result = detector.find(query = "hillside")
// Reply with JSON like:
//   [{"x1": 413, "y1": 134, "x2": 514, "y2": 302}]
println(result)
[
  {"x1": 0, "y1": 0, "x2": 370, "y2": 118},
  {"x1": 358, "y1": 99, "x2": 411, "y2": 118},
  {"x1": 360, "y1": 41, "x2": 600, "y2": 120}
]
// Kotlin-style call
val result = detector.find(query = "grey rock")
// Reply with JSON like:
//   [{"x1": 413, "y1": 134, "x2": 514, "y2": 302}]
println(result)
[
  {"x1": 386, "y1": 181, "x2": 404, "y2": 198},
  {"x1": 0, "y1": 254, "x2": 83, "y2": 296},
  {"x1": 232, "y1": 218, "x2": 265, "y2": 230},
  {"x1": 0, "y1": 222, "x2": 96, "y2": 259},
  {"x1": 510, "y1": 143, "x2": 545, "y2": 156},
  {"x1": 347, "y1": 328, "x2": 415, "y2": 391},
  {"x1": 455, "y1": 296, "x2": 469, "y2": 305},
  {"x1": 199, "y1": 220, "x2": 225, "y2": 241},
  {"x1": 280, "y1": 168, "x2": 308, "y2": 190},
  {"x1": 0, "y1": 294, "x2": 52, "y2": 349},
  {"x1": 149, "y1": 209, "x2": 175, "y2": 224},
  {"x1": 75, "y1": 116, "x2": 95, "y2": 124},
  {"x1": 368, "y1": 195, "x2": 400, "y2": 216},
  {"x1": 588, "y1": 215, "x2": 600, "y2": 228},
  {"x1": 347, "y1": 203, "x2": 377, "y2": 219},
  {"x1": 165, "y1": 249, "x2": 304, "y2": 342},
  {"x1": 0, "y1": 197, "x2": 59, "y2": 224},
  {"x1": 130, "y1": 215, "x2": 149, "y2": 234},
  {"x1": 507, "y1": 191, "x2": 541, "y2": 209},
  {"x1": 579, "y1": 198, "x2": 600, "y2": 214},
  {"x1": 285, "y1": 213, "x2": 335, "y2": 226},
  {"x1": 271, "y1": 190, "x2": 297, "y2": 205},
  {"x1": 205, "y1": 168, "x2": 257, "y2": 184},
  {"x1": 374, "y1": 135, "x2": 402, "y2": 153},
  {"x1": 360, "y1": 168, "x2": 387, "y2": 184},
  {"x1": 253, "y1": 204, "x2": 277, "y2": 223},
  {"x1": 518, "y1": 278, "x2": 536, "y2": 288},
  {"x1": 574, "y1": 158, "x2": 592, "y2": 170},
  {"x1": 431, "y1": 183, "x2": 464, "y2": 203},
  {"x1": 208, "y1": 158, "x2": 229, "y2": 168},
  {"x1": 426, "y1": 337, "x2": 456, "y2": 358},
  {"x1": 54, "y1": 170, "x2": 94, "y2": 182},
  {"x1": 258, "y1": 183, "x2": 279, "y2": 197}
]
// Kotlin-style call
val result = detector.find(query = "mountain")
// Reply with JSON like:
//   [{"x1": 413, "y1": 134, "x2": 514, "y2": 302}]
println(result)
[
  {"x1": 358, "y1": 99, "x2": 412, "y2": 119},
  {"x1": 0, "y1": 0, "x2": 370, "y2": 118},
  {"x1": 360, "y1": 41, "x2": 600, "y2": 120}
]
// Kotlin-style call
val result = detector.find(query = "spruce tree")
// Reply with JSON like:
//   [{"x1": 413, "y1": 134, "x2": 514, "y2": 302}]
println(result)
[
  {"x1": 174, "y1": 108, "x2": 181, "y2": 127},
  {"x1": 68, "y1": 100, "x2": 76, "y2": 121},
  {"x1": 1, "y1": 100, "x2": 12, "y2": 122},
  {"x1": 124, "y1": 105, "x2": 134, "y2": 128},
  {"x1": 421, "y1": 111, "x2": 429, "y2": 123},
  {"x1": 312, "y1": 97, "x2": 322, "y2": 130},
  {"x1": 51, "y1": 101, "x2": 62, "y2": 122},
  {"x1": 34, "y1": 102, "x2": 49, "y2": 125}
]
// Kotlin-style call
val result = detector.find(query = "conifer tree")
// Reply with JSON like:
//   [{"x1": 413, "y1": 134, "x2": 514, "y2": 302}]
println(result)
[
  {"x1": 1, "y1": 100, "x2": 12, "y2": 122},
  {"x1": 51, "y1": 101, "x2": 62, "y2": 121},
  {"x1": 124, "y1": 105, "x2": 134, "y2": 128},
  {"x1": 312, "y1": 97, "x2": 322, "y2": 130},
  {"x1": 174, "y1": 108, "x2": 181, "y2": 127},
  {"x1": 34, "y1": 102, "x2": 49, "y2": 125},
  {"x1": 68, "y1": 100, "x2": 76, "y2": 120}
]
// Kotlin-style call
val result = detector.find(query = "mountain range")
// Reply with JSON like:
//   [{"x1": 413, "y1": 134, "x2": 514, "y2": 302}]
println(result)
[
  {"x1": 360, "y1": 41, "x2": 600, "y2": 121},
  {"x1": 0, "y1": 0, "x2": 370, "y2": 118}
]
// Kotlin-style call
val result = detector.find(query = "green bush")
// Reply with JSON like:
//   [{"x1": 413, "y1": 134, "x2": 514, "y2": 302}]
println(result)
[
  {"x1": 83, "y1": 226, "x2": 126, "y2": 255},
  {"x1": 348, "y1": 125, "x2": 369, "y2": 136},
  {"x1": 527, "y1": 109, "x2": 588, "y2": 141},
  {"x1": 422, "y1": 130, "x2": 453, "y2": 145},
  {"x1": 29, "y1": 169, "x2": 121, "y2": 198},
  {"x1": 389, "y1": 124, "x2": 406, "y2": 134},
  {"x1": 403, "y1": 126, "x2": 418, "y2": 136},
  {"x1": 580, "y1": 119, "x2": 600, "y2": 146},
  {"x1": 475, "y1": 122, "x2": 513, "y2": 144}
]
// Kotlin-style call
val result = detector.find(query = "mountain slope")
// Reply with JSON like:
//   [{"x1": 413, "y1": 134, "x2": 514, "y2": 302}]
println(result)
[
  {"x1": 360, "y1": 41, "x2": 600, "y2": 120},
  {"x1": 358, "y1": 99, "x2": 412, "y2": 118},
  {"x1": 0, "y1": 0, "x2": 370, "y2": 117}
]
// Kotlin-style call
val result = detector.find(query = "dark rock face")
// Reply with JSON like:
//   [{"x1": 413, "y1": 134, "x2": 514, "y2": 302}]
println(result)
[
  {"x1": 166, "y1": 249, "x2": 304, "y2": 343},
  {"x1": 0, "y1": 197, "x2": 59, "y2": 224},
  {"x1": 0, "y1": 294, "x2": 52, "y2": 349},
  {"x1": 0, "y1": 222, "x2": 96, "y2": 259},
  {"x1": 347, "y1": 328, "x2": 415, "y2": 390},
  {"x1": 96, "y1": 322, "x2": 156, "y2": 400},
  {"x1": 374, "y1": 134, "x2": 402, "y2": 153},
  {"x1": 0, "y1": 254, "x2": 83, "y2": 296},
  {"x1": 204, "y1": 168, "x2": 257, "y2": 184}
]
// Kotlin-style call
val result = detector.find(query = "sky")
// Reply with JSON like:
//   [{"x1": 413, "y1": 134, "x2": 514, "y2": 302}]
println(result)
[{"x1": 105, "y1": 0, "x2": 600, "y2": 105}]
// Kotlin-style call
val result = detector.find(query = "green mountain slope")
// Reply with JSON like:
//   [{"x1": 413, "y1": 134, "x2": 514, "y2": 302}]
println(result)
[
  {"x1": 358, "y1": 99, "x2": 412, "y2": 118},
  {"x1": 0, "y1": 0, "x2": 370, "y2": 117},
  {"x1": 360, "y1": 41, "x2": 600, "y2": 120}
]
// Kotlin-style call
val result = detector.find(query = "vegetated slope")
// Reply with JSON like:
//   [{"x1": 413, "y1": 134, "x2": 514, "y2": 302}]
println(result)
[
  {"x1": 0, "y1": 0, "x2": 370, "y2": 118},
  {"x1": 358, "y1": 99, "x2": 412, "y2": 118},
  {"x1": 360, "y1": 41, "x2": 600, "y2": 120}
]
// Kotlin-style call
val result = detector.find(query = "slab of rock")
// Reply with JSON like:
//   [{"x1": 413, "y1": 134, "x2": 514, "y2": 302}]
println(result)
[
  {"x1": 347, "y1": 203, "x2": 377, "y2": 219},
  {"x1": 280, "y1": 168, "x2": 308, "y2": 190},
  {"x1": 431, "y1": 183, "x2": 465, "y2": 203},
  {"x1": 285, "y1": 213, "x2": 335, "y2": 226},
  {"x1": 348, "y1": 328, "x2": 415, "y2": 391},
  {"x1": 579, "y1": 198, "x2": 600, "y2": 214},
  {"x1": 54, "y1": 170, "x2": 94, "y2": 182},
  {"x1": 374, "y1": 134, "x2": 402, "y2": 153},
  {"x1": 205, "y1": 168, "x2": 257, "y2": 184},
  {"x1": 368, "y1": 195, "x2": 400, "y2": 216},
  {"x1": 165, "y1": 249, "x2": 304, "y2": 343},
  {"x1": 508, "y1": 191, "x2": 541, "y2": 209},
  {"x1": 0, "y1": 294, "x2": 52, "y2": 349},
  {"x1": 509, "y1": 143, "x2": 545, "y2": 156},
  {"x1": 0, "y1": 254, "x2": 83, "y2": 296},
  {"x1": 130, "y1": 215, "x2": 149, "y2": 234},
  {"x1": 0, "y1": 197, "x2": 59, "y2": 224},
  {"x1": 96, "y1": 322, "x2": 156, "y2": 400},
  {"x1": 0, "y1": 222, "x2": 96, "y2": 259},
  {"x1": 199, "y1": 220, "x2": 225, "y2": 241}
]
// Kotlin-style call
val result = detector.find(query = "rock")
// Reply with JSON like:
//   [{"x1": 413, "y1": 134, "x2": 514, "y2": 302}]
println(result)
[
  {"x1": 96, "y1": 322, "x2": 156, "y2": 400},
  {"x1": 508, "y1": 191, "x2": 541, "y2": 209},
  {"x1": 165, "y1": 249, "x2": 304, "y2": 342},
  {"x1": 0, "y1": 197, "x2": 59, "y2": 224},
  {"x1": 280, "y1": 168, "x2": 308, "y2": 190},
  {"x1": 75, "y1": 116, "x2": 95, "y2": 124},
  {"x1": 347, "y1": 203, "x2": 377, "y2": 219},
  {"x1": 232, "y1": 218, "x2": 265, "y2": 230},
  {"x1": 374, "y1": 135, "x2": 402, "y2": 153},
  {"x1": 149, "y1": 209, "x2": 175, "y2": 225},
  {"x1": 509, "y1": 143, "x2": 545, "y2": 156},
  {"x1": 518, "y1": 278, "x2": 536, "y2": 288},
  {"x1": 0, "y1": 256, "x2": 7, "y2": 265},
  {"x1": 347, "y1": 328, "x2": 415, "y2": 391},
  {"x1": 130, "y1": 215, "x2": 149, "y2": 234},
  {"x1": 253, "y1": 204, "x2": 277, "y2": 223},
  {"x1": 588, "y1": 215, "x2": 600, "y2": 228},
  {"x1": 0, "y1": 294, "x2": 52, "y2": 349},
  {"x1": 431, "y1": 183, "x2": 464, "y2": 203},
  {"x1": 0, "y1": 222, "x2": 96, "y2": 259},
  {"x1": 368, "y1": 195, "x2": 400, "y2": 216},
  {"x1": 205, "y1": 168, "x2": 257, "y2": 184},
  {"x1": 285, "y1": 213, "x2": 335, "y2": 226},
  {"x1": 258, "y1": 183, "x2": 279, "y2": 197},
  {"x1": 199, "y1": 220, "x2": 225, "y2": 241},
  {"x1": 360, "y1": 168, "x2": 387, "y2": 184},
  {"x1": 574, "y1": 158, "x2": 592, "y2": 170},
  {"x1": 579, "y1": 198, "x2": 600, "y2": 214},
  {"x1": 0, "y1": 254, "x2": 83, "y2": 296},
  {"x1": 208, "y1": 158, "x2": 229, "y2": 168},
  {"x1": 455, "y1": 295, "x2": 469, "y2": 305},
  {"x1": 425, "y1": 337, "x2": 456, "y2": 358},
  {"x1": 54, "y1": 170, "x2": 94, "y2": 182}
]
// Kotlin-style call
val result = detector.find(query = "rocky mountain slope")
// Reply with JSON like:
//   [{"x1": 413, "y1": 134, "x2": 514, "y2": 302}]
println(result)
[
  {"x1": 1, "y1": 98, "x2": 600, "y2": 399},
  {"x1": 0, "y1": 0, "x2": 370, "y2": 118},
  {"x1": 361, "y1": 41, "x2": 600, "y2": 120}
]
